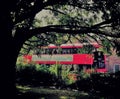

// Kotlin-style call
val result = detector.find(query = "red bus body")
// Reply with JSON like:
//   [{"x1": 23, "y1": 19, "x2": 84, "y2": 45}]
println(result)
[
  {"x1": 23, "y1": 43, "x2": 107, "y2": 73},
  {"x1": 24, "y1": 54, "x2": 93, "y2": 64}
]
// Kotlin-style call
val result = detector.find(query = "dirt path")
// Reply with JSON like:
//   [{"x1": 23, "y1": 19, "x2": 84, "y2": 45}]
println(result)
[{"x1": 17, "y1": 85, "x2": 96, "y2": 98}]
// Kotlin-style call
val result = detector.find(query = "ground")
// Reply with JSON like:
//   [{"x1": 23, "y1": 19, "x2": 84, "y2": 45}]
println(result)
[{"x1": 16, "y1": 85, "x2": 106, "y2": 99}]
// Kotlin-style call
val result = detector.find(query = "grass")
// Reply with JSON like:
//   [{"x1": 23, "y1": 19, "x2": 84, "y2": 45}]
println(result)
[{"x1": 16, "y1": 85, "x2": 92, "y2": 98}]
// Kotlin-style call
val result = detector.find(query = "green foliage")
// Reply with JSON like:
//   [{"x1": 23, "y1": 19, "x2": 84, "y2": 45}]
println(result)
[
  {"x1": 17, "y1": 1, "x2": 120, "y2": 56},
  {"x1": 16, "y1": 59, "x2": 49, "y2": 74},
  {"x1": 16, "y1": 62, "x2": 36, "y2": 74},
  {"x1": 61, "y1": 67, "x2": 70, "y2": 80},
  {"x1": 35, "y1": 64, "x2": 49, "y2": 73},
  {"x1": 16, "y1": 57, "x2": 93, "y2": 86},
  {"x1": 79, "y1": 70, "x2": 91, "y2": 79},
  {"x1": 49, "y1": 63, "x2": 62, "y2": 77},
  {"x1": 55, "y1": 5, "x2": 101, "y2": 27},
  {"x1": 77, "y1": 44, "x2": 94, "y2": 54},
  {"x1": 61, "y1": 68, "x2": 74, "y2": 85},
  {"x1": 101, "y1": 39, "x2": 112, "y2": 55},
  {"x1": 49, "y1": 64, "x2": 79, "y2": 85}
]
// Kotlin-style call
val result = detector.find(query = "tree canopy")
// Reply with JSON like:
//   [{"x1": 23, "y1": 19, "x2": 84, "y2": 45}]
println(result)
[
  {"x1": 0, "y1": 0, "x2": 120, "y2": 97},
  {"x1": 6, "y1": 0, "x2": 119, "y2": 55}
]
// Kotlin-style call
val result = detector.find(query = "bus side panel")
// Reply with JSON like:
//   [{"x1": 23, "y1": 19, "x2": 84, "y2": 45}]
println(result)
[{"x1": 73, "y1": 54, "x2": 93, "y2": 65}]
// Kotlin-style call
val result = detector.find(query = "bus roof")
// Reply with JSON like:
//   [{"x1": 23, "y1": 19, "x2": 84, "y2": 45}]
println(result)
[
  {"x1": 60, "y1": 44, "x2": 83, "y2": 48},
  {"x1": 40, "y1": 43, "x2": 100, "y2": 49}
]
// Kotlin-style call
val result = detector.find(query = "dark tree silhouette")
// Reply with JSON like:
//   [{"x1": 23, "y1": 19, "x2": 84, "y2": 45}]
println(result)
[{"x1": 0, "y1": 0, "x2": 120, "y2": 98}]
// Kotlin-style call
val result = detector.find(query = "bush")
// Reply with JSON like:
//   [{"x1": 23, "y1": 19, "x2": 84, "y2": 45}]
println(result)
[{"x1": 16, "y1": 63, "x2": 58, "y2": 86}]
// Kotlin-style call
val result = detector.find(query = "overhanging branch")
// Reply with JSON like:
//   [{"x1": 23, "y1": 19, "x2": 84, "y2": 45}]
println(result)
[{"x1": 30, "y1": 26, "x2": 120, "y2": 36}]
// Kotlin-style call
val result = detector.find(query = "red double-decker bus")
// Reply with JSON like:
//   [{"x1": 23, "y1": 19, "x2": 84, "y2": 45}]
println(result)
[{"x1": 23, "y1": 43, "x2": 107, "y2": 73}]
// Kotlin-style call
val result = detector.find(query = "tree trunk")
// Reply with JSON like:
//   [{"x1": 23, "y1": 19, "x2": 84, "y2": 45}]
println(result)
[
  {"x1": 0, "y1": 4, "x2": 22, "y2": 98},
  {"x1": 1, "y1": 32, "x2": 23, "y2": 98},
  {"x1": 1, "y1": 32, "x2": 19, "y2": 98}
]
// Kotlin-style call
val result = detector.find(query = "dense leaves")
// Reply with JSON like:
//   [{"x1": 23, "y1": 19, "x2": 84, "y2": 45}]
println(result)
[
  {"x1": 1, "y1": 0, "x2": 120, "y2": 97},
  {"x1": 12, "y1": 0, "x2": 119, "y2": 55}
]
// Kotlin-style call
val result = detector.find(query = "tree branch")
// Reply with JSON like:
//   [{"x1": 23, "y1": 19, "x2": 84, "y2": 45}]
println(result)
[
  {"x1": 17, "y1": 24, "x2": 118, "y2": 42},
  {"x1": 14, "y1": 0, "x2": 68, "y2": 24}
]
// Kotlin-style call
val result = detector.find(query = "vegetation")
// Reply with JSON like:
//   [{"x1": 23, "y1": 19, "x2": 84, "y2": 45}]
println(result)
[
  {"x1": 16, "y1": 63, "x2": 56, "y2": 86},
  {"x1": 1, "y1": 0, "x2": 120, "y2": 98},
  {"x1": 16, "y1": 62, "x2": 75, "y2": 86},
  {"x1": 16, "y1": 61, "x2": 120, "y2": 97}
]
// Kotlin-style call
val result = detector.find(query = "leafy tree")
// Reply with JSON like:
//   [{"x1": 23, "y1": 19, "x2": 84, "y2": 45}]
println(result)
[{"x1": 1, "y1": 0, "x2": 120, "y2": 97}]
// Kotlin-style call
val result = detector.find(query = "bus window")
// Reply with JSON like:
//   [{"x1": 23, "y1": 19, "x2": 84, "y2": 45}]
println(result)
[
  {"x1": 49, "y1": 49, "x2": 53, "y2": 54},
  {"x1": 62, "y1": 48, "x2": 72, "y2": 54},
  {"x1": 62, "y1": 49, "x2": 67, "y2": 54},
  {"x1": 33, "y1": 47, "x2": 40, "y2": 55},
  {"x1": 58, "y1": 48, "x2": 62, "y2": 54},
  {"x1": 66, "y1": 49, "x2": 70, "y2": 54},
  {"x1": 52, "y1": 49, "x2": 58, "y2": 54},
  {"x1": 45, "y1": 49, "x2": 49, "y2": 54},
  {"x1": 73, "y1": 48, "x2": 77, "y2": 54},
  {"x1": 40, "y1": 48, "x2": 45, "y2": 54}
]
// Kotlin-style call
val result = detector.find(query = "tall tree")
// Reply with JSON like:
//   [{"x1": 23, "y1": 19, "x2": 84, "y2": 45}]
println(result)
[{"x1": 0, "y1": 0, "x2": 120, "y2": 98}]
